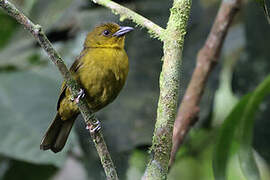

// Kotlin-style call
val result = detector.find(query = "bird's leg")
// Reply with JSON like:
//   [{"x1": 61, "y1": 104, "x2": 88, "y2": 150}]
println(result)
[
  {"x1": 86, "y1": 120, "x2": 101, "y2": 133},
  {"x1": 70, "y1": 89, "x2": 85, "y2": 103}
]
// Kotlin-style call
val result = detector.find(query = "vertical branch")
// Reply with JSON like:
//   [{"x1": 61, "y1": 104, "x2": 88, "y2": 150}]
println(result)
[
  {"x1": 0, "y1": 0, "x2": 118, "y2": 179},
  {"x1": 170, "y1": 0, "x2": 242, "y2": 166},
  {"x1": 143, "y1": 0, "x2": 192, "y2": 179}
]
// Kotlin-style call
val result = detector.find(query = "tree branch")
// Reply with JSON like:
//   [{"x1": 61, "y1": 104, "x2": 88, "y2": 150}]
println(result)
[
  {"x1": 169, "y1": 0, "x2": 242, "y2": 167},
  {"x1": 142, "y1": 0, "x2": 192, "y2": 179},
  {"x1": 92, "y1": 0, "x2": 165, "y2": 40},
  {"x1": 0, "y1": 0, "x2": 118, "y2": 179}
]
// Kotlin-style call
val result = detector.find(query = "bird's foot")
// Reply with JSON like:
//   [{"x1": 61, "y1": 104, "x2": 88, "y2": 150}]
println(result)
[
  {"x1": 71, "y1": 89, "x2": 85, "y2": 103},
  {"x1": 75, "y1": 89, "x2": 85, "y2": 103},
  {"x1": 86, "y1": 120, "x2": 101, "y2": 133}
]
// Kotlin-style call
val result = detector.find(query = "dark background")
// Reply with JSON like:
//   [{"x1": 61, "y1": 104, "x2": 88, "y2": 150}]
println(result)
[{"x1": 0, "y1": 0, "x2": 269, "y2": 179}]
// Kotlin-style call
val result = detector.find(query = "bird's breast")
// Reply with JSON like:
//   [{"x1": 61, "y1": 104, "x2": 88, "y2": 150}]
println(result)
[{"x1": 77, "y1": 48, "x2": 129, "y2": 111}]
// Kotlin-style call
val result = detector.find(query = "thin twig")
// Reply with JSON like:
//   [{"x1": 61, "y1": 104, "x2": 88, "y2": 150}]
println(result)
[
  {"x1": 0, "y1": 0, "x2": 118, "y2": 179},
  {"x1": 169, "y1": 0, "x2": 242, "y2": 167},
  {"x1": 92, "y1": 0, "x2": 164, "y2": 40},
  {"x1": 142, "y1": 0, "x2": 192, "y2": 179}
]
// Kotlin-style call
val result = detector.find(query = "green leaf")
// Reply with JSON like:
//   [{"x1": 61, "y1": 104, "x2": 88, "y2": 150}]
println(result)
[
  {"x1": 0, "y1": 69, "x2": 74, "y2": 166},
  {"x1": 30, "y1": 0, "x2": 76, "y2": 29},
  {"x1": 213, "y1": 74, "x2": 270, "y2": 180},
  {"x1": 0, "y1": 12, "x2": 17, "y2": 49},
  {"x1": 3, "y1": 159, "x2": 57, "y2": 180},
  {"x1": 213, "y1": 94, "x2": 251, "y2": 180},
  {"x1": 126, "y1": 149, "x2": 148, "y2": 180},
  {"x1": 237, "y1": 75, "x2": 270, "y2": 180}
]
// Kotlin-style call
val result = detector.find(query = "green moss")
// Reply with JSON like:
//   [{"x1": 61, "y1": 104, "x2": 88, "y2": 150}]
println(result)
[
  {"x1": 119, "y1": 15, "x2": 127, "y2": 21},
  {"x1": 144, "y1": 0, "x2": 192, "y2": 178},
  {"x1": 163, "y1": 0, "x2": 192, "y2": 48}
]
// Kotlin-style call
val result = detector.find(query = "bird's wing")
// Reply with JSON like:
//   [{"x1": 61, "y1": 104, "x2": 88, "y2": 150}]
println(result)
[
  {"x1": 70, "y1": 48, "x2": 88, "y2": 73},
  {"x1": 56, "y1": 82, "x2": 67, "y2": 110},
  {"x1": 56, "y1": 48, "x2": 88, "y2": 110}
]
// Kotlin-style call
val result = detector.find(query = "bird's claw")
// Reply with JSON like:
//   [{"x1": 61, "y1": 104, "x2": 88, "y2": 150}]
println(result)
[
  {"x1": 71, "y1": 89, "x2": 85, "y2": 103},
  {"x1": 75, "y1": 89, "x2": 85, "y2": 103},
  {"x1": 86, "y1": 120, "x2": 101, "y2": 133}
]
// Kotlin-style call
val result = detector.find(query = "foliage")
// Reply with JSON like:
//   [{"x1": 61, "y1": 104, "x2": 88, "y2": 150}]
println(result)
[{"x1": 0, "y1": 0, "x2": 270, "y2": 179}]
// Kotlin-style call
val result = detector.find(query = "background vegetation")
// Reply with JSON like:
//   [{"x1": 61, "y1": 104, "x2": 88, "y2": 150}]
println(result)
[{"x1": 0, "y1": 0, "x2": 270, "y2": 179}]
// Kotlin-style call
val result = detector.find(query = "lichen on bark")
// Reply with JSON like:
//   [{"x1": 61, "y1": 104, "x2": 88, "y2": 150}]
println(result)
[{"x1": 143, "y1": 0, "x2": 192, "y2": 179}]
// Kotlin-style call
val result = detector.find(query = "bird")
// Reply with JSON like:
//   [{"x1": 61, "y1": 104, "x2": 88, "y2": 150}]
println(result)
[{"x1": 40, "y1": 22, "x2": 133, "y2": 153}]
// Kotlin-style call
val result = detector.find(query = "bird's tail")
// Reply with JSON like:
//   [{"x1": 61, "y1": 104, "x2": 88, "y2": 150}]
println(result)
[{"x1": 40, "y1": 113, "x2": 75, "y2": 153}]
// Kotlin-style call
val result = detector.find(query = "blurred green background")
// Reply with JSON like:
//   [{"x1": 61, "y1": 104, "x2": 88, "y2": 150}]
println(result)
[{"x1": 0, "y1": 0, "x2": 270, "y2": 179}]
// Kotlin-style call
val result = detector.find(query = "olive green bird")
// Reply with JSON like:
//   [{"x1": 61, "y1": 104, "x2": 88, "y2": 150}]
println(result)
[{"x1": 40, "y1": 23, "x2": 133, "y2": 153}]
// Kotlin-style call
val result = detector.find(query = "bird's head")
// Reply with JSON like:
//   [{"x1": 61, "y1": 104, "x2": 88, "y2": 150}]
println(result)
[{"x1": 84, "y1": 22, "x2": 134, "y2": 49}]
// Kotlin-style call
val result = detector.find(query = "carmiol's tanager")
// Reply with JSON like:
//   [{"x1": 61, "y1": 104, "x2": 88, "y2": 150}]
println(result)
[{"x1": 40, "y1": 23, "x2": 133, "y2": 153}]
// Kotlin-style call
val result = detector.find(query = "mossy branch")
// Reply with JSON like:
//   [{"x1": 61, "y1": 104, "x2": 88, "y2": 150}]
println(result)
[
  {"x1": 0, "y1": 0, "x2": 118, "y2": 179},
  {"x1": 92, "y1": 0, "x2": 165, "y2": 40},
  {"x1": 142, "y1": 0, "x2": 192, "y2": 179}
]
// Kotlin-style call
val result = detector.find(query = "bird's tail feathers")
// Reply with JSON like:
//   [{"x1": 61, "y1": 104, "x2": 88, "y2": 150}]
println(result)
[{"x1": 40, "y1": 113, "x2": 75, "y2": 153}]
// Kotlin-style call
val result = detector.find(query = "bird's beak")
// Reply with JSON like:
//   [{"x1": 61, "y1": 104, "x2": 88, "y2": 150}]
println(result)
[{"x1": 113, "y1": 26, "x2": 134, "y2": 37}]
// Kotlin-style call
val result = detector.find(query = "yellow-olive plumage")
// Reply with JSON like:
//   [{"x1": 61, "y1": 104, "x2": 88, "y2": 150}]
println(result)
[{"x1": 40, "y1": 23, "x2": 133, "y2": 153}]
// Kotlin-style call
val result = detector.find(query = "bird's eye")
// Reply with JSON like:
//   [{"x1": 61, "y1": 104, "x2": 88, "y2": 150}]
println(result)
[{"x1": 102, "y1": 30, "x2": 110, "y2": 36}]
